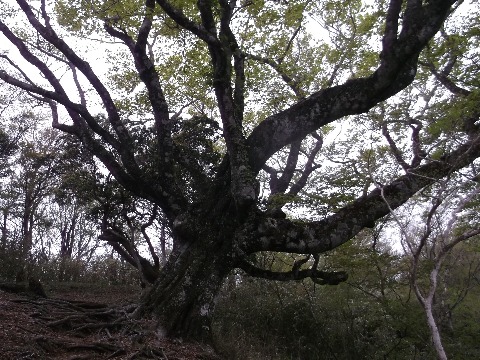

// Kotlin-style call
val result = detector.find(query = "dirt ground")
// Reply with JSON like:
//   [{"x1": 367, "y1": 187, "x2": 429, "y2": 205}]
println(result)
[{"x1": 0, "y1": 283, "x2": 221, "y2": 360}]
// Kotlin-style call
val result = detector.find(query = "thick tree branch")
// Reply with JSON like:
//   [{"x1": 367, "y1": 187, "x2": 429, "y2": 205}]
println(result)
[
  {"x1": 248, "y1": 131, "x2": 480, "y2": 255},
  {"x1": 195, "y1": 0, "x2": 256, "y2": 214},
  {"x1": 197, "y1": 0, "x2": 217, "y2": 36},
  {"x1": 103, "y1": 12, "x2": 188, "y2": 214},
  {"x1": 238, "y1": 259, "x2": 348, "y2": 285},
  {"x1": 219, "y1": 0, "x2": 245, "y2": 124},
  {"x1": 137, "y1": 0, "x2": 156, "y2": 49},
  {"x1": 380, "y1": 0, "x2": 402, "y2": 63},
  {"x1": 265, "y1": 133, "x2": 322, "y2": 208},
  {"x1": 246, "y1": 0, "x2": 456, "y2": 175},
  {"x1": 99, "y1": 228, "x2": 159, "y2": 284},
  {"x1": 410, "y1": 120, "x2": 425, "y2": 168}
]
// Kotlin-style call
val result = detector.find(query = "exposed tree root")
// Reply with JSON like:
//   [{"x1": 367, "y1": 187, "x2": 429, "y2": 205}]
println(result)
[
  {"x1": 35, "y1": 336, "x2": 123, "y2": 353},
  {"x1": 8, "y1": 295, "x2": 156, "y2": 358},
  {"x1": 3, "y1": 290, "x2": 220, "y2": 359},
  {"x1": 128, "y1": 346, "x2": 168, "y2": 359}
]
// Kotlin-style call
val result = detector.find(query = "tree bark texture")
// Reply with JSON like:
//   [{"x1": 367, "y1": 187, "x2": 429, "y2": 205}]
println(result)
[
  {"x1": 134, "y1": 208, "x2": 237, "y2": 342},
  {"x1": 424, "y1": 302, "x2": 448, "y2": 360}
]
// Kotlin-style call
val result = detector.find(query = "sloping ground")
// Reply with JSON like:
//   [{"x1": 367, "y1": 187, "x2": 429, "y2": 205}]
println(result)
[{"x1": 0, "y1": 285, "x2": 221, "y2": 360}]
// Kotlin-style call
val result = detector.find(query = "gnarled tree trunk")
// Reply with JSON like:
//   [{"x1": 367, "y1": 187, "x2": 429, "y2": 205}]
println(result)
[{"x1": 134, "y1": 217, "x2": 236, "y2": 342}]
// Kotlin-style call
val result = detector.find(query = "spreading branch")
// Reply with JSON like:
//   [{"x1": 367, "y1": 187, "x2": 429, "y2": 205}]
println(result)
[
  {"x1": 249, "y1": 131, "x2": 480, "y2": 254},
  {"x1": 238, "y1": 259, "x2": 347, "y2": 285},
  {"x1": 246, "y1": 0, "x2": 456, "y2": 175}
]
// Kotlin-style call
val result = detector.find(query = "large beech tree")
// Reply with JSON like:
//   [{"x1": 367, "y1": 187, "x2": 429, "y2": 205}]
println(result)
[{"x1": 1, "y1": 0, "x2": 479, "y2": 341}]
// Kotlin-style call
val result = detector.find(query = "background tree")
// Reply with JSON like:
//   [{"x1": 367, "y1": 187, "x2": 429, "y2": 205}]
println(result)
[
  {"x1": 396, "y1": 180, "x2": 480, "y2": 360},
  {"x1": 13, "y1": 127, "x2": 61, "y2": 280},
  {"x1": 0, "y1": 0, "x2": 479, "y2": 342},
  {"x1": 0, "y1": 123, "x2": 19, "y2": 280}
]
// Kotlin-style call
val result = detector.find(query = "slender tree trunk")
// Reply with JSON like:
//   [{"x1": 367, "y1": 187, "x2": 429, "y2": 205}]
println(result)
[
  {"x1": 17, "y1": 199, "x2": 35, "y2": 282},
  {"x1": 412, "y1": 253, "x2": 450, "y2": 360},
  {"x1": 424, "y1": 302, "x2": 448, "y2": 360},
  {"x1": 1, "y1": 208, "x2": 7, "y2": 251},
  {"x1": 160, "y1": 221, "x2": 167, "y2": 264}
]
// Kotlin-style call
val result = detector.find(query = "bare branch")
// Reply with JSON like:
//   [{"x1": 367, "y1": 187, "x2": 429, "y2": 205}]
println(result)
[
  {"x1": 15, "y1": 0, "x2": 132, "y2": 147},
  {"x1": 382, "y1": 122, "x2": 410, "y2": 171},
  {"x1": 278, "y1": 25, "x2": 302, "y2": 65},
  {"x1": 421, "y1": 60, "x2": 471, "y2": 97},
  {"x1": 140, "y1": 204, "x2": 160, "y2": 268},
  {"x1": 288, "y1": 133, "x2": 323, "y2": 196},
  {"x1": 244, "y1": 52, "x2": 306, "y2": 98},
  {"x1": 267, "y1": 141, "x2": 301, "y2": 195},
  {"x1": 238, "y1": 259, "x2": 348, "y2": 285},
  {"x1": 155, "y1": 0, "x2": 218, "y2": 44}
]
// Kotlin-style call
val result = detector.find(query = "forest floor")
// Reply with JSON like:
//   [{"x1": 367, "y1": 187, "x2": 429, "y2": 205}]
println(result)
[{"x1": 0, "y1": 283, "x2": 222, "y2": 360}]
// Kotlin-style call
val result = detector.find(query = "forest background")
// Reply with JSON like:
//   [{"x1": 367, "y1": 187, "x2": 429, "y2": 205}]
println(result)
[{"x1": 0, "y1": 0, "x2": 479, "y2": 358}]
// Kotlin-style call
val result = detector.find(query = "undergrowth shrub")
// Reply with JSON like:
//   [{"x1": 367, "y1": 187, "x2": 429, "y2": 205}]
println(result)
[
  {"x1": 0, "y1": 245, "x2": 22, "y2": 281},
  {"x1": 213, "y1": 278, "x2": 338, "y2": 360},
  {"x1": 212, "y1": 276, "x2": 431, "y2": 360},
  {"x1": 0, "y1": 246, "x2": 142, "y2": 287}
]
